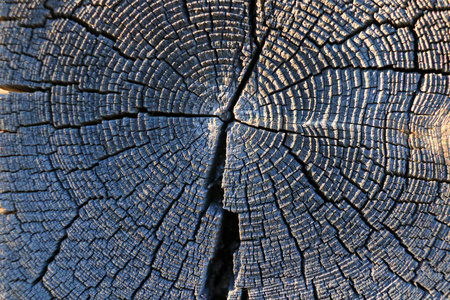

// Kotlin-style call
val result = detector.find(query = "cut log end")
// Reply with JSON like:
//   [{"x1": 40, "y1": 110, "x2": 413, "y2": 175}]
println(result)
[{"x1": 1, "y1": 0, "x2": 450, "y2": 299}]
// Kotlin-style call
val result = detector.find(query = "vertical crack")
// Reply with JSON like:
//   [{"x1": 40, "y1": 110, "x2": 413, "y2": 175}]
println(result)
[
  {"x1": 199, "y1": 121, "x2": 240, "y2": 299},
  {"x1": 312, "y1": 279, "x2": 320, "y2": 300},
  {"x1": 282, "y1": 143, "x2": 330, "y2": 206},
  {"x1": 181, "y1": 0, "x2": 192, "y2": 25},
  {"x1": 192, "y1": 122, "x2": 229, "y2": 238},
  {"x1": 409, "y1": 13, "x2": 423, "y2": 71},
  {"x1": 248, "y1": 0, "x2": 258, "y2": 47},
  {"x1": 203, "y1": 209, "x2": 240, "y2": 299},
  {"x1": 225, "y1": 29, "x2": 269, "y2": 115},
  {"x1": 130, "y1": 240, "x2": 163, "y2": 300},
  {"x1": 200, "y1": 1, "x2": 268, "y2": 297},
  {"x1": 225, "y1": 0, "x2": 270, "y2": 118},
  {"x1": 241, "y1": 288, "x2": 249, "y2": 300},
  {"x1": 32, "y1": 200, "x2": 88, "y2": 286}
]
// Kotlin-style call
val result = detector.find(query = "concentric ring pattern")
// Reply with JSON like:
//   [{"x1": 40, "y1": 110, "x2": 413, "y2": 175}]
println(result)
[{"x1": 1, "y1": 0, "x2": 450, "y2": 299}]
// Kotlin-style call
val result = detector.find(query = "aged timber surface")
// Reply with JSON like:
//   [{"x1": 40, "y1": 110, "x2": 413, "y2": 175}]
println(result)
[{"x1": 1, "y1": 0, "x2": 450, "y2": 299}]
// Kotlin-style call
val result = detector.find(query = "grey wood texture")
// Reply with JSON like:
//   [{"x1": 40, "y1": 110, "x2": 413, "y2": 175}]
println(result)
[{"x1": 1, "y1": 0, "x2": 450, "y2": 299}]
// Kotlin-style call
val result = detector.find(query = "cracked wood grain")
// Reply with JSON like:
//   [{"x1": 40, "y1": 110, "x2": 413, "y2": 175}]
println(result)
[{"x1": 1, "y1": 0, "x2": 450, "y2": 299}]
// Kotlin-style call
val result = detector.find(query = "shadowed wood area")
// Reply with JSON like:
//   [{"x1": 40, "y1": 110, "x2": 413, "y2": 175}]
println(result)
[{"x1": 1, "y1": 0, "x2": 450, "y2": 299}]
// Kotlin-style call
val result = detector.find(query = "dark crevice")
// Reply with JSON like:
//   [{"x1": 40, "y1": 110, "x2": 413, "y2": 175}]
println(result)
[
  {"x1": 0, "y1": 84, "x2": 47, "y2": 93},
  {"x1": 181, "y1": 0, "x2": 192, "y2": 25},
  {"x1": 53, "y1": 109, "x2": 219, "y2": 129},
  {"x1": 241, "y1": 289, "x2": 249, "y2": 300},
  {"x1": 415, "y1": 282, "x2": 431, "y2": 295},
  {"x1": 20, "y1": 122, "x2": 54, "y2": 129},
  {"x1": 196, "y1": 121, "x2": 239, "y2": 300},
  {"x1": 47, "y1": 91, "x2": 54, "y2": 126},
  {"x1": 53, "y1": 112, "x2": 140, "y2": 129},
  {"x1": 340, "y1": 195, "x2": 377, "y2": 232},
  {"x1": 0, "y1": 209, "x2": 17, "y2": 215},
  {"x1": 75, "y1": 88, "x2": 120, "y2": 95},
  {"x1": 383, "y1": 225, "x2": 422, "y2": 267},
  {"x1": 0, "y1": 16, "x2": 20, "y2": 21},
  {"x1": 45, "y1": 9, "x2": 135, "y2": 62},
  {"x1": 235, "y1": 119, "x2": 336, "y2": 141},
  {"x1": 205, "y1": 122, "x2": 228, "y2": 192},
  {"x1": 32, "y1": 201, "x2": 88, "y2": 286},
  {"x1": 203, "y1": 209, "x2": 240, "y2": 300},
  {"x1": 192, "y1": 120, "x2": 228, "y2": 237},
  {"x1": 357, "y1": 64, "x2": 450, "y2": 76},
  {"x1": 282, "y1": 144, "x2": 329, "y2": 206},
  {"x1": 138, "y1": 107, "x2": 218, "y2": 119},
  {"x1": 57, "y1": 16, "x2": 115, "y2": 42},
  {"x1": 325, "y1": 17, "x2": 385, "y2": 46},
  {"x1": 248, "y1": 0, "x2": 258, "y2": 47},
  {"x1": 411, "y1": 21, "x2": 420, "y2": 70},
  {"x1": 363, "y1": 65, "x2": 450, "y2": 76},
  {"x1": 226, "y1": 28, "x2": 269, "y2": 115},
  {"x1": 325, "y1": 218, "x2": 354, "y2": 254},
  {"x1": 312, "y1": 280, "x2": 320, "y2": 300},
  {"x1": 152, "y1": 185, "x2": 186, "y2": 235},
  {"x1": 208, "y1": 2, "x2": 214, "y2": 31},
  {"x1": 199, "y1": 3, "x2": 268, "y2": 296},
  {"x1": 196, "y1": 12, "x2": 270, "y2": 296},
  {"x1": 194, "y1": 28, "x2": 265, "y2": 298},
  {"x1": 336, "y1": 263, "x2": 360, "y2": 298},
  {"x1": 48, "y1": 81, "x2": 78, "y2": 87},
  {"x1": 424, "y1": 7, "x2": 450, "y2": 13}
]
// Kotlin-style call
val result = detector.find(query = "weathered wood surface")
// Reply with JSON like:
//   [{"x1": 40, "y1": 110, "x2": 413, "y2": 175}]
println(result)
[{"x1": 1, "y1": 0, "x2": 450, "y2": 299}]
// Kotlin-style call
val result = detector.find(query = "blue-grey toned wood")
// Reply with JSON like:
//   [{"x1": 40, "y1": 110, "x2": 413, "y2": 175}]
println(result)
[{"x1": 1, "y1": 0, "x2": 450, "y2": 299}]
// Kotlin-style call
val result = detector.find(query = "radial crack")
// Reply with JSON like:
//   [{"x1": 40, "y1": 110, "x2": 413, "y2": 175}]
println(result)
[
  {"x1": 0, "y1": 84, "x2": 47, "y2": 93},
  {"x1": 197, "y1": 118, "x2": 240, "y2": 299},
  {"x1": 32, "y1": 200, "x2": 88, "y2": 286},
  {"x1": 199, "y1": 3, "x2": 270, "y2": 297},
  {"x1": 193, "y1": 121, "x2": 229, "y2": 239},
  {"x1": 198, "y1": 4, "x2": 272, "y2": 296},
  {"x1": 226, "y1": 28, "x2": 269, "y2": 115},
  {"x1": 248, "y1": 0, "x2": 258, "y2": 47},
  {"x1": 241, "y1": 288, "x2": 249, "y2": 300},
  {"x1": 0, "y1": 208, "x2": 17, "y2": 215},
  {"x1": 203, "y1": 209, "x2": 240, "y2": 300},
  {"x1": 53, "y1": 109, "x2": 219, "y2": 130},
  {"x1": 130, "y1": 240, "x2": 163, "y2": 300},
  {"x1": 181, "y1": 0, "x2": 192, "y2": 25}
]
